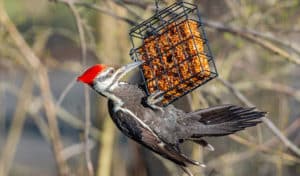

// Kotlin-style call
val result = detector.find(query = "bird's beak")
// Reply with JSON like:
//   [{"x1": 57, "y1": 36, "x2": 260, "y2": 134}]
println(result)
[
  {"x1": 120, "y1": 60, "x2": 143, "y2": 74},
  {"x1": 112, "y1": 61, "x2": 144, "y2": 83}
]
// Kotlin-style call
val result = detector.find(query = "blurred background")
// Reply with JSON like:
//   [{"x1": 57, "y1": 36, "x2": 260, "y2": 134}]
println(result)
[{"x1": 0, "y1": 0, "x2": 300, "y2": 176}]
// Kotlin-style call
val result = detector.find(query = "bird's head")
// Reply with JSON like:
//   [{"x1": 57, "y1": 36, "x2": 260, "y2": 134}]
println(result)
[
  {"x1": 77, "y1": 61, "x2": 142, "y2": 92},
  {"x1": 77, "y1": 64, "x2": 114, "y2": 89}
]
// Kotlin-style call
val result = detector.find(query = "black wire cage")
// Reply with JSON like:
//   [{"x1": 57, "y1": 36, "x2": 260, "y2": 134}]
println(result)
[{"x1": 129, "y1": 1, "x2": 218, "y2": 106}]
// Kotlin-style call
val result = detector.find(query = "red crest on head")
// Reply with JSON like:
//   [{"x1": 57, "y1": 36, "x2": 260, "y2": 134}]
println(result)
[{"x1": 77, "y1": 64, "x2": 107, "y2": 85}]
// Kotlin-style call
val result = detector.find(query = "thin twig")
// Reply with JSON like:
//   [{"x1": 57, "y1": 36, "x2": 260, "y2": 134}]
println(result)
[
  {"x1": 233, "y1": 80, "x2": 300, "y2": 103},
  {"x1": 56, "y1": 106, "x2": 100, "y2": 138},
  {"x1": 95, "y1": 2, "x2": 120, "y2": 175},
  {"x1": 240, "y1": 28, "x2": 300, "y2": 55},
  {"x1": 203, "y1": 19, "x2": 300, "y2": 66},
  {"x1": 56, "y1": 0, "x2": 136, "y2": 25},
  {"x1": 56, "y1": 77, "x2": 77, "y2": 107},
  {"x1": 76, "y1": 2, "x2": 137, "y2": 25},
  {"x1": 62, "y1": 140, "x2": 96, "y2": 161},
  {"x1": 39, "y1": 67, "x2": 72, "y2": 175},
  {"x1": 63, "y1": 1, "x2": 94, "y2": 175},
  {"x1": 217, "y1": 77, "x2": 300, "y2": 157}
]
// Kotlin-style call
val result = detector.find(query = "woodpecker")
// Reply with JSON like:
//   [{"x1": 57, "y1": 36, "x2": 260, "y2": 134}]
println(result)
[{"x1": 77, "y1": 61, "x2": 266, "y2": 176}]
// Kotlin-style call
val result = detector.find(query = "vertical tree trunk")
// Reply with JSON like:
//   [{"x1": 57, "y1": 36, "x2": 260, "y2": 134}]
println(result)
[{"x1": 95, "y1": 1, "x2": 130, "y2": 176}]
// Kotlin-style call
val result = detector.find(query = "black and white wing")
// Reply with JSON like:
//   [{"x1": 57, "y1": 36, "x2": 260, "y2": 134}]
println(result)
[{"x1": 107, "y1": 100, "x2": 200, "y2": 167}]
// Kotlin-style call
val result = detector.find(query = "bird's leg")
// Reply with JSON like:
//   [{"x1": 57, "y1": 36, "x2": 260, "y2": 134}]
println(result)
[{"x1": 146, "y1": 90, "x2": 164, "y2": 112}]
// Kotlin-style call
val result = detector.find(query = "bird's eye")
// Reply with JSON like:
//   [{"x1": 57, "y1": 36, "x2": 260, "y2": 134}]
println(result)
[{"x1": 109, "y1": 68, "x2": 114, "y2": 74}]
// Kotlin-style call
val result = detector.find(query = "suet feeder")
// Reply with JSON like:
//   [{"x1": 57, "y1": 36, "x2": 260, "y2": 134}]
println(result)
[{"x1": 129, "y1": 1, "x2": 218, "y2": 106}]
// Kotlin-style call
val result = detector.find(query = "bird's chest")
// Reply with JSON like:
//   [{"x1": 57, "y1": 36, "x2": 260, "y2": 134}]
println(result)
[
  {"x1": 110, "y1": 84, "x2": 184, "y2": 144},
  {"x1": 153, "y1": 109, "x2": 184, "y2": 142}
]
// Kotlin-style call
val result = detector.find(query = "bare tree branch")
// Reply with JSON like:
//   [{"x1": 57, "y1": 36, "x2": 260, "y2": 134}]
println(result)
[
  {"x1": 62, "y1": 140, "x2": 96, "y2": 161},
  {"x1": 217, "y1": 77, "x2": 300, "y2": 157},
  {"x1": 55, "y1": 0, "x2": 136, "y2": 25},
  {"x1": 203, "y1": 20, "x2": 300, "y2": 66}
]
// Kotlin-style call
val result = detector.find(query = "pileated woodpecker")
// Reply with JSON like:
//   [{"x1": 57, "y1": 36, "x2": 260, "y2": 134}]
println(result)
[{"x1": 77, "y1": 61, "x2": 265, "y2": 176}]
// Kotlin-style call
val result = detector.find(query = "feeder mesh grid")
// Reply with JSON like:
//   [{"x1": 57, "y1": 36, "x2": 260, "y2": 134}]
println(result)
[{"x1": 129, "y1": 1, "x2": 218, "y2": 106}]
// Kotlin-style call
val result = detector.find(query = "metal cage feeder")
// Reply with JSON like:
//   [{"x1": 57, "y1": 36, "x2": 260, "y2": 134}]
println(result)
[{"x1": 129, "y1": 1, "x2": 218, "y2": 106}]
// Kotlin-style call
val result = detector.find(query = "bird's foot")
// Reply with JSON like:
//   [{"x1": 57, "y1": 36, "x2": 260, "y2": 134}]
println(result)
[
  {"x1": 198, "y1": 139, "x2": 214, "y2": 151},
  {"x1": 196, "y1": 162, "x2": 207, "y2": 168},
  {"x1": 146, "y1": 90, "x2": 164, "y2": 112},
  {"x1": 205, "y1": 143, "x2": 215, "y2": 151},
  {"x1": 191, "y1": 139, "x2": 215, "y2": 151}
]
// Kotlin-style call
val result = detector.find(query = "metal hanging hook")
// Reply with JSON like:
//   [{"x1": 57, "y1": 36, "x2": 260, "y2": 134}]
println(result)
[{"x1": 155, "y1": 0, "x2": 160, "y2": 14}]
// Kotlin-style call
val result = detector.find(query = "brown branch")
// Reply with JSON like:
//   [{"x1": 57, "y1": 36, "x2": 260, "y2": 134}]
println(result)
[
  {"x1": 0, "y1": 1, "x2": 70, "y2": 175},
  {"x1": 38, "y1": 67, "x2": 71, "y2": 176},
  {"x1": 239, "y1": 28, "x2": 300, "y2": 55},
  {"x1": 217, "y1": 77, "x2": 300, "y2": 157},
  {"x1": 55, "y1": 0, "x2": 136, "y2": 25},
  {"x1": 203, "y1": 19, "x2": 300, "y2": 66},
  {"x1": 234, "y1": 80, "x2": 300, "y2": 103},
  {"x1": 76, "y1": 1, "x2": 137, "y2": 25},
  {"x1": 56, "y1": 106, "x2": 100, "y2": 139},
  {"x1": 62, "y1": 140, "x2": 96, "y2": 161},
  {"x1": 56, "y1": 77, "x2": 78, "y2": 107}
]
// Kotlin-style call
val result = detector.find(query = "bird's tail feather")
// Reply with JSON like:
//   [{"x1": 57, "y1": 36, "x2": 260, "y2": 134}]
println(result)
[{"x1": 187, "y1": 105, "x2": 266, "y2": 137}]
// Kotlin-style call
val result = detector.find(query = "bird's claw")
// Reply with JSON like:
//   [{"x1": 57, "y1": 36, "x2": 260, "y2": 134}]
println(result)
[
  {"x1": 146, "y1": 90, "x2": 164, "y2": 111},
  {"x1": 205, "y1": 143, "x2": 215, "y2": 151},
  {"x1": 147, "y1": 90, "x2": 164, "y2": 104}
]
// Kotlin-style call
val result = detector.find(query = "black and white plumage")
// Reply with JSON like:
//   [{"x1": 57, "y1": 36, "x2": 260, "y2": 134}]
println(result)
[{"x1": 77, "y1": 62, "x2": 266, "y2": 176}]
